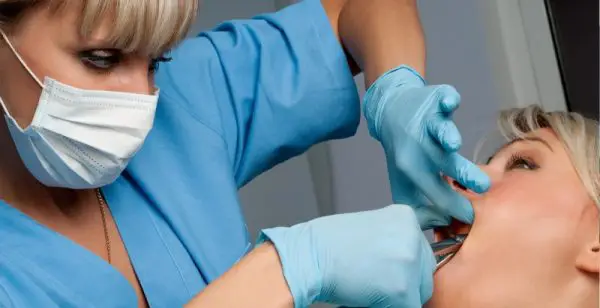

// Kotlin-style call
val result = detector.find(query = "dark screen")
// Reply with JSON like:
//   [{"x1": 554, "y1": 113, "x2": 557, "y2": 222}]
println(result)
[{"x1": 545, "y1": 0, "x2": 599, "y2": 120}]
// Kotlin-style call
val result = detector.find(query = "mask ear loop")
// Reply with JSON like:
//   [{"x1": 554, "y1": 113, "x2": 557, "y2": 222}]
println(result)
[
  {"x1": 0, "y1": 29, "x2": 47, "y2": 131},
  {"x1": 0, "y1": 30, "x2": 44, "y2": 88}
]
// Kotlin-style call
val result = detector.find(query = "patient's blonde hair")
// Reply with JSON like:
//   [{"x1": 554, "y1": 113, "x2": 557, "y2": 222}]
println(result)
[
  {"x1": 496, "y1": 105, "x2": 599, "y2": 208},
  {"x1": 0, "y1": 0, "x2": 198, "y2": 58}
]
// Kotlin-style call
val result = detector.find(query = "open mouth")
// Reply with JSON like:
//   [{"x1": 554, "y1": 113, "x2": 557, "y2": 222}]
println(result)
[{"x1": 433, "y1": 219, "x2": 471, "y2": 242}]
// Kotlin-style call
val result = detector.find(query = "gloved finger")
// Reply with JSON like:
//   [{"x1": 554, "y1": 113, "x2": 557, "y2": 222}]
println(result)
[
  {"x1": 410, "y1": 167, "x2": 475, "y2": 224},
  {"x1": 413, "y1": 205, "x2": 452, "y2": 230},
  {"x1": 436, "y1": 85, "x2": 461, "y2": 114},
  {"x1": 440, "y1": 152, "x2": 491, "y2": 194},
  {"x1": 427, "y1": 117, "x2": 462, "y2": 152}
]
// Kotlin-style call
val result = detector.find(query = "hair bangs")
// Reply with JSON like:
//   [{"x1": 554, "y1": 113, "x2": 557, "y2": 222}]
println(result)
[{"x1": 77, "y1": 0, "x2": 197, "y2": 58}]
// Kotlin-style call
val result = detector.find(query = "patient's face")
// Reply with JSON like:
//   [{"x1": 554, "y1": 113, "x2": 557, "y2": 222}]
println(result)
[{"x1": 428, "y1": 128, "x2": 599, "y2": 308}]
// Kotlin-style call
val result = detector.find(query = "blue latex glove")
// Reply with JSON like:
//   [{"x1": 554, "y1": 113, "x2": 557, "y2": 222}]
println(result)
[
  {"x1": 257, "y1": 205, "x2": 435, "y2": 308},
  {"x1": 363, "y1": 65, "x2": 491, "y2": 229}
]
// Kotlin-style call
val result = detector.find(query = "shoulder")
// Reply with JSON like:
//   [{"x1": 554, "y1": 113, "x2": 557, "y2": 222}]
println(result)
[{"x1": 154, "y1": 0, "x2": 341, "y2": 102}]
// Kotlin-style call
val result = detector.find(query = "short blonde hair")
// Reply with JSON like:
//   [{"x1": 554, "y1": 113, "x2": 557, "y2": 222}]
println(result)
[
  {"x1": 0, "y1": 0, "x2": 198, "y2": 58},
  {"x1": 496, "y1": 105, "x2": 599, "y2": 208}
]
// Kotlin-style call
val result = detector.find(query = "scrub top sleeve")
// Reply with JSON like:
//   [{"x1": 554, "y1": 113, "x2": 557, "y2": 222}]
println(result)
[{"x1": 159, "y1": 0, "x2": 360, "y2": 187}]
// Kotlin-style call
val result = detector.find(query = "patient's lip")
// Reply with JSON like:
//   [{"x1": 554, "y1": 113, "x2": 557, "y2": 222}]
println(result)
[
  {"x1": 442, "y1": 174, "x2": 480, "y2": 200},
  {"x1": 453, "y1": 180, "x2": 467, "y2": 191}
]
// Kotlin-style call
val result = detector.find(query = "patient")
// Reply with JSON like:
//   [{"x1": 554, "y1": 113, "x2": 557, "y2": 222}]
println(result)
[{"x1": 428, "y1": 105, "x2": 599, "y2": 307}]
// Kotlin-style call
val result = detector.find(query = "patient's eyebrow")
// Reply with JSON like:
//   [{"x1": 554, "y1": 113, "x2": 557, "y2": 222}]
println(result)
[{"x1": 487, "y1": 137, "x2": 553, "y2": 163}]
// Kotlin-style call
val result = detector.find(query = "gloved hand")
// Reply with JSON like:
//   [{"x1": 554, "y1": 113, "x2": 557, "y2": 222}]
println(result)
[
  {"x1": 363, "y1": 65, "x2": 491, "y2": 229},
  {"x1": 257, "y1": 204, "x2": 435, "y2": 308}
]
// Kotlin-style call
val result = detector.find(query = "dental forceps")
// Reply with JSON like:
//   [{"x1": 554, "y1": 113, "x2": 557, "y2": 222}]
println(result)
[{"x1": 431, "y1": 233, "x2": 467, "y2": 272}]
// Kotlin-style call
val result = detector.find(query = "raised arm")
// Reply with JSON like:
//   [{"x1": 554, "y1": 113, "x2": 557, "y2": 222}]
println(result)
[
  {"x1": 328, "y1": 0, "x2": 426, "y2": 84},
  {"x1": 156, "y1": 0, "x2": 427, "y2": 189}
]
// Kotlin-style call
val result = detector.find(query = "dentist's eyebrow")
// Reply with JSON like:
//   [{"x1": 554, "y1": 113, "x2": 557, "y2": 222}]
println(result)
[{"x1": 486, "y1": 137, "x2": 553, "y2": 164}]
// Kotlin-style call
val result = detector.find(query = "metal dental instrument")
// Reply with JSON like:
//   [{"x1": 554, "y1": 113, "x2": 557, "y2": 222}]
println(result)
[{"x1": 431, "y1": 233, "x2": 467, "y2": 272}]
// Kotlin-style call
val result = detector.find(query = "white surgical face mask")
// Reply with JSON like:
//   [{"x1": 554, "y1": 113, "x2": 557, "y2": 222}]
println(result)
[{"x1": 0, "y1": 30, "x2": 159, "y2": 189}]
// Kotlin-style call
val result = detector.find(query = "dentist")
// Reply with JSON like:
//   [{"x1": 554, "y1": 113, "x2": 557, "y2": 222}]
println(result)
[{"x1": 0, "y1": 0, "x2": 489, "y2": 307}]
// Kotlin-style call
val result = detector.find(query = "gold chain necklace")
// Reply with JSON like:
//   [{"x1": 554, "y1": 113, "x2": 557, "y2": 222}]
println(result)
[{"x1": 95, "y1": 189, "x2": 112, "y2": 264}]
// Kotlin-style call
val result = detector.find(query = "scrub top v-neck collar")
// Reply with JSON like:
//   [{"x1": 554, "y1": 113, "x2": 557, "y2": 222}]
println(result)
[{"x1": 0, "y1": 178, "x2": 194, "y2": 307}]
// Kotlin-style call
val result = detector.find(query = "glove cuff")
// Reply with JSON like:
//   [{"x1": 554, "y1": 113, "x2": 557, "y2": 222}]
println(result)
[
  {"x1": 362, "y1": 65, "x2": 426, "y2": 141},
  {"x1": 257, "y1": 226, "x2": 321, "y2": 308}
]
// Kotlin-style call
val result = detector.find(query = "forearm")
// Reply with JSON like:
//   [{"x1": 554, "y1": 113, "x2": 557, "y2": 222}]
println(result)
[
  {"x1": 186, "y1": 243, "x2": 293, "y2": 308},
  {"x1": 324, "y1": 0, "x2": 426, "y2": 87}
]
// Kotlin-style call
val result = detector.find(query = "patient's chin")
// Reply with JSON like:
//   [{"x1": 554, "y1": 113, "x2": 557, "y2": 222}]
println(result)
[
  {"x1": 428, "y1": 262, "x2": 505, "y2": 308},
  {"x1": 427, "y1": 256, "x2": 465, "y2": 307}
]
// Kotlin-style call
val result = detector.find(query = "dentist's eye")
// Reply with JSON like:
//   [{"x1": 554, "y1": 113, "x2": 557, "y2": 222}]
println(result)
[
  {"x1": 80, "y1": 49, "x2": 123, "y2": 70},
  {"x1": 505, "y1": 154, "x2": 539, "y2": 171}
]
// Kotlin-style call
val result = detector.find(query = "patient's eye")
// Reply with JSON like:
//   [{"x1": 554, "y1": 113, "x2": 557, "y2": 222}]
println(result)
[{"x1": 505, "y1": 154, "x2": 539, "y2": 171}]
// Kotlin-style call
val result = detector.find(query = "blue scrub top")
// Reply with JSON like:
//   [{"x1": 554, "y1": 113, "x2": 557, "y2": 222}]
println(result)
[{"x1": 0, "y1": 0, "x2": 359, "y2": 307}]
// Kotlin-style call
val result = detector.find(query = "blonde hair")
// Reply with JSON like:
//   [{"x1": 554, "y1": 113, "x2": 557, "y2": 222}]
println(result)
[
  {"x1": 0, "y1": 0, "x2": 198, "y2": 58},
  {"x1": 496, "y1": 105, "x2": 599, "y2": 208}
]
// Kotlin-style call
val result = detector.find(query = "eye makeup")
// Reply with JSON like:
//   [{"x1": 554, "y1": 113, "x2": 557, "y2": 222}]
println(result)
[
  {"x1": 79, "y1": 49, "x2": 123, "y2": 71},
  {"x1": 79, "y1": 49, "x2": 172, "y2": 73},
  {"x1": 505, "y1": 153, "x2": 540, "y2": 171}
]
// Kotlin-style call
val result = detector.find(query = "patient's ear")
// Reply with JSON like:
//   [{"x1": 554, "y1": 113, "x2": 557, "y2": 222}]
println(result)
[{"x1": 575, "y1": 241, "x2": 600, "y2": 274}]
